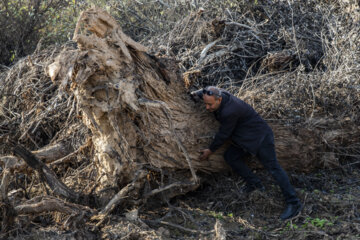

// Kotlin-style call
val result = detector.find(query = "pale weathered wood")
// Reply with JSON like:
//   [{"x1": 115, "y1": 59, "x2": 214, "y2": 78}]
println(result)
[
  {"x1": 14, "y1": 196, "x2": 95, "y2": 216},
  {"x1": 32, "y1": 142, "x2": 72, "y2": 162}
]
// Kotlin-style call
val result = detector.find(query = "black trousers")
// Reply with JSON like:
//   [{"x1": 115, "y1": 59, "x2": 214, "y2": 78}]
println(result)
[{"x1": 224, "y1": 133, "x2": 299, "y2": 204}]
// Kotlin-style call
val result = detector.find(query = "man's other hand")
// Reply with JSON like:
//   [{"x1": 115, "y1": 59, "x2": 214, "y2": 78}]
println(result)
[{"x1": 199, "y1": 149, "x2": 212, "y2": 161}]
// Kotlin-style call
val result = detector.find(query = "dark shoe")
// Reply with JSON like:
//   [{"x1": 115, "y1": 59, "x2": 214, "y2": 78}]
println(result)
[
  {"x1": 241, "y1": 182, "x2": 265, "y2": 194},
  {"x1": 280, "y1": 202, "x2": 302, "y2": 220}
]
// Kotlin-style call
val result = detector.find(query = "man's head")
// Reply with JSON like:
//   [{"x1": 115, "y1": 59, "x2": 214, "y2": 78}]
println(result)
[{"x1": 202, "y1": 86, "x2": 222, "y2": 112}]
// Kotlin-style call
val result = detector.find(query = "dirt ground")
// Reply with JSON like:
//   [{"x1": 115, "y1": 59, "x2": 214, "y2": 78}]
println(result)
[
  {"x1": 139, "y1": 165, "x2": 360, "y2": 239},
  {"x1": 5, "y1": 160, "x2": 359, "y2": 240}
]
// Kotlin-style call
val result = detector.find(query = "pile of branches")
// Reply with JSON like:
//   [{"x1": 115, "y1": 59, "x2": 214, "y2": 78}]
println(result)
[
  {"x1": 0, "y1": 42, "x2": 88, "y2": 154},
  {"x1": 149, "y1": 0, "x2": 360, "y2": 164},
  {"x1": 150, "y1": 1, "x2": 328, "y2": 86},
  {"x1": 0, "y1": 42, "x2": 96, "y2": 237}
]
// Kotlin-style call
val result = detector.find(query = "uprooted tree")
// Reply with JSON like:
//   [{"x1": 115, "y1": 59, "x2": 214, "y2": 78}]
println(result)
[
  {"x1": 44, "y1": 8, "x2": 319, "y2": 204},
  {"x1": 1, "y1": 6, "x2": 358, "y2": 231}
]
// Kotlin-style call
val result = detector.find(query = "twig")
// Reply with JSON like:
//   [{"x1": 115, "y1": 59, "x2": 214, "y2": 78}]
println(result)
[
  {"x1": 144, "y1": 181, "x2": 193, "y2": 198},
  {"x1": 225, "y1": 21, "x2": 257, "y2": 32},
  {"x1": 49, "y1": 146, "x2": 83, "y2": 166},
  {"x1": 15, "y1": 195, "x2": 94, "y2": 213},
  {"x1": 287, "y1": 0, "x2": 302, "y2": 65},
  {"x1": 146, "y1": 219, "x2": 215, "y2": 235},
  {"x1": 93, "y1": 170, "x2": 146, "y2": 226},
  {"x1": 198, "y1": 40, "x2": 220, "y2": 64}
]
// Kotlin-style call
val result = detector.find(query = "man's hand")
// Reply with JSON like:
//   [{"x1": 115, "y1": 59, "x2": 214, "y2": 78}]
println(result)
[{"x1": 199, "y1": 149, "x2": 212, "y2": 161}]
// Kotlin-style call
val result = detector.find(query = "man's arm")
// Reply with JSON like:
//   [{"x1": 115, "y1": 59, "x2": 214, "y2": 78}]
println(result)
[
  {"x1": 209, "y1": 112, "x2": 238, "y2": 152},
  {"x1": 198, "y1": 112, "x2": 238, "y2": 160}
]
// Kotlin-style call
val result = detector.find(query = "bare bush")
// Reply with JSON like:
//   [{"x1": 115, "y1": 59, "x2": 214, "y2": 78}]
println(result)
[{"x1": 0, "y1": 0, "x2": 73, "y2": 65}]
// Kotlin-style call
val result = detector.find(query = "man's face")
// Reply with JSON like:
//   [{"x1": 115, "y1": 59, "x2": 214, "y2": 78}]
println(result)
[{"x1": 203, "y1": 94, "x2": 222, "y2": 112}]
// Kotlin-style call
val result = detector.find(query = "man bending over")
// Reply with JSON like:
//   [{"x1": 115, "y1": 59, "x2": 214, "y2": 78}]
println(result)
[{"x1": 193, "y1": 86, "x2": 302, "y2": 220}]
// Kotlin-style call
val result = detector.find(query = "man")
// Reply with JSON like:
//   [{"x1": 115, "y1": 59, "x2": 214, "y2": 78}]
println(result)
[{"x1": 192, "y1": 86, "x2": 302, "y2": 220}]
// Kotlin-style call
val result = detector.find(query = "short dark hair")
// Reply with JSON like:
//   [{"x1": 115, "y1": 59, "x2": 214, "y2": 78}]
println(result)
[{"x1": 203, "y1": 86, "x2": 222, "y2": 99}]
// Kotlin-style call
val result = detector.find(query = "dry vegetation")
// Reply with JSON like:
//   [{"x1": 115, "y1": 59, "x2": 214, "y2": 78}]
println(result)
[{"x1": 0, "y1": 1, "x2": 359, "y2": 239}]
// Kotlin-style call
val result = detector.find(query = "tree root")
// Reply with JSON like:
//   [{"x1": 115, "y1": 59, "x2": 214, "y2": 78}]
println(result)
[
  {"x1": 145, "y1": 219, "x2": 215, "y2": 235},
  {"x1": 0, "y1": 168, "x2": 16, "y2": 233},
  {"x1": 12, "y1": 144, "x2": 80, "y2": 202}
]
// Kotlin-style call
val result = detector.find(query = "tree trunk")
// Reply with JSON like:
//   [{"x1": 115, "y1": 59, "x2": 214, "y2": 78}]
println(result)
[{"x1": 46, "y1": 8, "x2": 318, "y2": 202}]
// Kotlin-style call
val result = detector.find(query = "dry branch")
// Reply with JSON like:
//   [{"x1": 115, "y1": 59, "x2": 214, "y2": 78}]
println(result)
[
  {"x1": 0, "y1": 141, "x2": 79, "y2": 174},
  {"x1": 14, "y1": 196, "x2": 89, "y2": 216},
  {"x1": 0, "y1": 168, "x2": 16, "y2": 232},
  {"x1": 146, "y1": 218, "x2": 215, "y2": 235},
  {"x1": 12, "y1": 144, "x2": 80, "y2": 202},
  {"x1": 32, "y1": 142, "x2": 72, "y2": 162}
]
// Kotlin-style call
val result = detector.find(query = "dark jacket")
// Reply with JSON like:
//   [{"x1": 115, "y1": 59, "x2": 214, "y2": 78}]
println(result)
[{"x1": 208, "y1": 91, "x2": 273, "y2": 154}]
